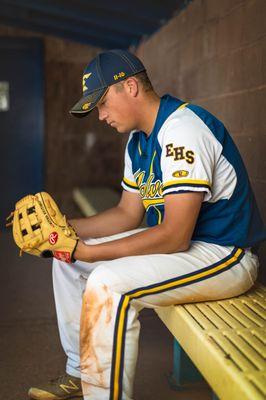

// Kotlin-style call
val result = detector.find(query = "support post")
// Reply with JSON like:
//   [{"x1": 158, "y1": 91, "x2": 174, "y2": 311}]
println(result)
[{"x1": 167, "y1": 339, "x2": 203, "y2": 390}]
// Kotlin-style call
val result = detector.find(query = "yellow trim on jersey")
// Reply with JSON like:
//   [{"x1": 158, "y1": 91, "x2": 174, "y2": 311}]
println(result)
[
  {"x1": 154, "y1": 206, "x2": 162, "y2": 224},
  {"x1": 142, "y1": 198, "x2": 164, "y2": 209},
  {"x1": 138, "y1": 140, "x2": 142, "y2": 156},
  {"x1": 163, "y1": 179, "x2": 211, "y2": 188},
  {"x1": 123, "y1": 177, "x2": 138, "y2": 188},
  {"x1": 149, "y1": 150, "x2": 157, "y2": 175},
  {"x1": 178, "y1": 102, "x2": 189, "y2": 110}
]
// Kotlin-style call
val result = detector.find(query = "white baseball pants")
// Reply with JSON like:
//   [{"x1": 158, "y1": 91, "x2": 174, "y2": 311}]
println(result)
[{"x1": 52, "y1": 229, "x2": 259, "y2": 400}]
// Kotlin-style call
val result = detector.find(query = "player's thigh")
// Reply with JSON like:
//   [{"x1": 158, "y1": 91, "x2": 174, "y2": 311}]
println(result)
[
  {"x1": 52, "y1": 229, "x2": 143, "y2": 275},
  {"x1": 53, "y1": 229, "x2": 147, "y2": 286},
  {"x1": 86, "y1": 242, "x2": 258, "y2": 308}
]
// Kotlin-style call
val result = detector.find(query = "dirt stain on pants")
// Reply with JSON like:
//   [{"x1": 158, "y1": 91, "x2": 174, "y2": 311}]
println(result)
[{"x1": 80, "y1": 283, "x2": 114, "y2": 397}]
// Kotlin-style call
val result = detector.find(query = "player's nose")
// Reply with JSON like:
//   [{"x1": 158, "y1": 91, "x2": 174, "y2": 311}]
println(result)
[{"x1": 98, "y1": 107, "x2": 108, "y2": 122}]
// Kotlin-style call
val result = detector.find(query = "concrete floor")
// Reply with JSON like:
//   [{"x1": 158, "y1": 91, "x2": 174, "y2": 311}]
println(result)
[{"x1": 0, "y1": 203, "x2": 212, "y2": 400}]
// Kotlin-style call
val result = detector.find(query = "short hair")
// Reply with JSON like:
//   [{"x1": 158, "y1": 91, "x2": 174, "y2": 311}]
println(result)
[
  {"x1": 114, "y1": 71, "x2": 153, "y2": 93},
  {"x1": 134, "y1": 71, "x2": 153, "y2": 92}
]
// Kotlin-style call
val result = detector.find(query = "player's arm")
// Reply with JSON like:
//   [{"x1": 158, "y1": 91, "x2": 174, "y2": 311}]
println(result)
[
  {"x1": 69, "y1": 190, "x2": 145, "y2": 239},
  {"x1": 74, "y1": 191, "x2": 204, "y2": 262}
]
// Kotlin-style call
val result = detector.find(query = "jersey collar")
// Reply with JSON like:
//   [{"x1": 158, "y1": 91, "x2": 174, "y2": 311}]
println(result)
[{"x1": 141, "y1": 94, "x2": 184, "y2": 141}]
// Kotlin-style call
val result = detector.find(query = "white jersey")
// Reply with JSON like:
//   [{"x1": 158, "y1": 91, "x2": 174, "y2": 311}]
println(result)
[{"x1": 121, "y1": 95, "x2": 265, "y2": 248}]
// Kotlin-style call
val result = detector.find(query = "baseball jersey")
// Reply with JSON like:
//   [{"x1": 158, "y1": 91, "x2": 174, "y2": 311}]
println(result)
[{"x1": 121, "y1": 94, "x2": 265, "y2": 248}]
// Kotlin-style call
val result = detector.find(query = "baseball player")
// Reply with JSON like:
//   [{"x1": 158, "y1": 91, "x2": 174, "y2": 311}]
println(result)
[{"x1": 8, "y1": 49, "x2": 265, "y2": 400}]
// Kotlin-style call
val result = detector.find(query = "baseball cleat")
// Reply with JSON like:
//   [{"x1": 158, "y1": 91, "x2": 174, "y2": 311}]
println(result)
[{"x1": 28, "y1": 373, "x2": 83, "y2": 399}]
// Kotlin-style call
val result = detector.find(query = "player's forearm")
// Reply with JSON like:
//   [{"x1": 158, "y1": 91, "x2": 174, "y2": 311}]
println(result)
[
  {"x1": 69, "y1": 205, "x2": 142, "y2": 239},
  {"x1": 74, "y1": 223, "x2": 189, "y2": 262}
]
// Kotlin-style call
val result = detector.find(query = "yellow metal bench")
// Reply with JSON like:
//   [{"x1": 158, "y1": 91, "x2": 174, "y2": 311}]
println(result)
[
  {"x1": 155, "y1": 284, "x2": 266, "y2": 400},
  {"x1": 73, "y1": 187, "x2": 120, "y2": 217},
  {"x1": 73, "y1": 186, "x2": 147, "y2": 226}
]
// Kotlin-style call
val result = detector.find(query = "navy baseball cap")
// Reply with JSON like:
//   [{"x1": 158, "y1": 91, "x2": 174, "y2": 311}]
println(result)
[{"x1": 70, "y1": 49, "x2": 146, "y2": 117}]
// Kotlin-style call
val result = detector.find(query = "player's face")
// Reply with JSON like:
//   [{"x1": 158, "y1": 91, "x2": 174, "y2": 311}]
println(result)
[{"x1": 97, "y1": 83, "x2": 138, "y2": 133}]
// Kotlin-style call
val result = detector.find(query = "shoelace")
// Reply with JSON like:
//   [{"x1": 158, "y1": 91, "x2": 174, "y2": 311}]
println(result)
[{"x1": 49, "y1": 374, "x2": 72, "y2": 384}]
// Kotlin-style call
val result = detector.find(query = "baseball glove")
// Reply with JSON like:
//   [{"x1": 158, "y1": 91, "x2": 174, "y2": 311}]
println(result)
[{"x1": 6, "y1": 192, "x2": 79, "y2": 263}]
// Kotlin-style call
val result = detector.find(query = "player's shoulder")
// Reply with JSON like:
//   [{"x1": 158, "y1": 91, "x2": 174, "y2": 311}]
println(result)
[
  {"x1": 158, "y1": 101, "x2": 224, "y2": 147},
  {"x1": 158, "y1": 105, "x2": 211, "y2": 143},
  {"x1": 163, "y1": 102, "x2": 215, "y2": 132}
]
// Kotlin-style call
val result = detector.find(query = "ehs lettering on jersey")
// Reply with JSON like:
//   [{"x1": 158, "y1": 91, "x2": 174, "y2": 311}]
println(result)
[{"x1": 165, "y1": 143, "x2": 195, "y2": 164}]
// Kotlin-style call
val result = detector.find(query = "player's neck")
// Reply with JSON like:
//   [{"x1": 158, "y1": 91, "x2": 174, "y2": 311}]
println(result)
[{"x1": 137, "y1": 92, "x2": 161, "y2": 136}]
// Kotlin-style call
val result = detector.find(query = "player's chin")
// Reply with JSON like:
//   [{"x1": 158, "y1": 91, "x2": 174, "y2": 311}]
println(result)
[{"x1": 115, "y1": 125, "x2": 129, "y2": 134}]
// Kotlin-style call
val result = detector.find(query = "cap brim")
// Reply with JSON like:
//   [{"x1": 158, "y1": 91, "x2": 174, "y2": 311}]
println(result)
[{"x1": 69, "y1": 87, "x2": 108, "y2": 118}]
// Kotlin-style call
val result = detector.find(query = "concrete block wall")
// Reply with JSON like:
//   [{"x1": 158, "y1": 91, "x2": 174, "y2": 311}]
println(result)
[
  {"x1": 44, "y1": 37, "x2": 124, "y2": 200},
  {"x1": 0, "y1": 25, "x2": 123, "y2": 210},
  {"x1": 136, "y1": 0, "x2": 266, "y2": 277}
]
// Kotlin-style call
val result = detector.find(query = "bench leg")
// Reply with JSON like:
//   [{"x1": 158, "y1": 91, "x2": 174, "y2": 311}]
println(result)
[{"x1": 167, "y1": 339, "x2": 203, "y2": 389}]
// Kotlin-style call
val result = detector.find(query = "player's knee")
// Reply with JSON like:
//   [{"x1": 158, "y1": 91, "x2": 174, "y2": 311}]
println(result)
[{"x1": 85, "y1": 264, "x2": 115, "y2": 292}]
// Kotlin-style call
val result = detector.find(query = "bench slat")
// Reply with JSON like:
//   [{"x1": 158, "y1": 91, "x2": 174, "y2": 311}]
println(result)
[
  {"x1": 156, "y1": 285, "x2": 266, "y2": 400},
  {"x1": 253, "y1": 286, "x2": 266, "y2": 296},
  {"x1": 73, "y1": 187, "x2": 120, "y2": 217},
  {"x1": 228, "y1": 299, "x2": 265, "y2": 327},
  {"x1": 216, "y1": 301, "x2": 259, "y2": 328},
  {"x1": 157, "y1": 305, "x2": 265, "y2": 400},
  {"x1": 247, "y1": 372, "x2": 266, "y2": 397},
  {"x1": 223, "y1": 331, "x2": 265, "y2": 370},
  {"x1": 205, "y1": 302, "x2": 245, "y2": 329},
  {"x1": 193, "y1": 303, "x2": 231, "y2": 329},
  {"x1": 239, "y1": 330, "x2": 266, "y2": 357},
  {"x1": 183, "y1": 304, "x2": 216, "y2": 330},
  {"x1": 252, "y1": 327, "x2": 266, "y2": 345},
  {"x1": 210, "y1": 331, "x2": 258, "y2": 372},
  {"x1": 246, "y1": 293, "x2": 266, "y2": 310},
  {"x1": 249, "y1": 287, "x2": 266, "y2": 301},
  {"x1": 241, "y1": 299, "x2": 266, "y2": 319}
]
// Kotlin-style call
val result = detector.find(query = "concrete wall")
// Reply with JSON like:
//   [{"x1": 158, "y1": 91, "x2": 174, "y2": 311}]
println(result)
[
  {"x1": 0, "y1": 25, "x2": 123, "y2": 210},
  {"x1": 136, "y1": 0, "x2": 266, "y2": 278}
]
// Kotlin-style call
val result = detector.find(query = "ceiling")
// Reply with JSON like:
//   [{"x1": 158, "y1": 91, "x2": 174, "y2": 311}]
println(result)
[{"x1": 0, "y1": 0, "x2": 191, "y2": 49}]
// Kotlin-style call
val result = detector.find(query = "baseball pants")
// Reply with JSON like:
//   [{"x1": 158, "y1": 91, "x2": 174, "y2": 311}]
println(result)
[{"x1": 52, "y1": 228, "x2": 259, "y2": 400}]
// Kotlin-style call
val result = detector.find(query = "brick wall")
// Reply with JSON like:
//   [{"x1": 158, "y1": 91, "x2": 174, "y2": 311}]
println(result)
[
  {"x1": 0, "y1": 25, "x2": 124, "y2": 212},
  {"x1": 44, "y1": 37, "x2": 124, "y2": 201},
  {"x1": 136, "y1": 0, "x2": 266, "y2": 278}
]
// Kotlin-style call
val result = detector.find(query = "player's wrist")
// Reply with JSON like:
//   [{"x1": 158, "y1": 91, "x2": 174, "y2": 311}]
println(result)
[{"x1": 74, "y1": 240, "x2": 93, "y2": 262}]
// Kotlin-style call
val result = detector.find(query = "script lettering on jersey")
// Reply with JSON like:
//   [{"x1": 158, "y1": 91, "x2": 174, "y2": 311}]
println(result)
[
  {"x1": 165, "y1": 143, "x2": 195, "y2": 164},
  {"x1": 134, "y1": 170, "x2": 163, "y2": 199}
]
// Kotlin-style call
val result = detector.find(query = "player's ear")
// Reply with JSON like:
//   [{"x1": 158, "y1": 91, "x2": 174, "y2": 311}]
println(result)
[{"x1": 124, "y1": 77, "x2": 139, "y2": 97}]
